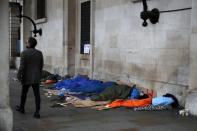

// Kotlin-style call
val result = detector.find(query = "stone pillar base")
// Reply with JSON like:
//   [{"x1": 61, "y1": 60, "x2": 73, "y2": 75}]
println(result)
[
  {"x1": 185, "y1": 91, "x2": 197, "y2": 116},
  {"x1": 0, "y1": 108, "x2": 13, "y2": 131}
]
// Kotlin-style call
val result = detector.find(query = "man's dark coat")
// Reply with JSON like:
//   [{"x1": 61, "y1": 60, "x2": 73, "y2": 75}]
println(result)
[{"x1": 17, "y1": 48, "x2": 44, "y2": 85}]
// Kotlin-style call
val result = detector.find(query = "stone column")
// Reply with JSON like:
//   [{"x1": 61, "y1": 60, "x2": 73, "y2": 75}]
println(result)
[
  {"x1": 68, "y1": 0, "x2": 76, "y2": 76},
  {"x1": 0, "y1": 0, "x2": 13, "y2": 131},
  {"x1": 189, "y1": 0, "x2": 197, "y2": 90},
  {"x1": 186, "y1": 0, "x2": 197, "y2": 115}
]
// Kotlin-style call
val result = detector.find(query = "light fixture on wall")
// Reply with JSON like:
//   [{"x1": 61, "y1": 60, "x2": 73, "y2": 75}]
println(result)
[
  {"x1": 140, "y1": 0, "x2": 160, "y2": 27},
  {"x1": 13, "y1": 2, "x2": 42, "y2": 37}
]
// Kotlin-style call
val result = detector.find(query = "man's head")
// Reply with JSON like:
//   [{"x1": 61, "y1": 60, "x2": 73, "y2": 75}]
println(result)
[{"x1": 26, "y1": 37, "x2": 37, "y2": 48}]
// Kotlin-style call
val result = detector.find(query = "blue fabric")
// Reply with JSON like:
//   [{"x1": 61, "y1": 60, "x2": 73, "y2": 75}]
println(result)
[
  {"x1": 55, "y1": 75, "x2": 115, "y2": 94},
  {"x1": 55, "y1": 75, "x2": 87, "y2": 90},
  {"x1": 152, "y1": 96, "x2": 174, "y2": 106},
  {"x1": 128, "y1": 86, "x2": 140, "y2": 99}
]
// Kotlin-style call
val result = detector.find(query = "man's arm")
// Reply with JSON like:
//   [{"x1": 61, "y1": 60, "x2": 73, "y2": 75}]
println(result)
[{"x1": 17, "y1": 52, "x2": 25, "y2": 81}]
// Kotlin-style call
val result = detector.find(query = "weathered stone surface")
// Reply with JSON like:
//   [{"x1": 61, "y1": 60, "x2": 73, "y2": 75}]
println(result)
[
  {"x1": 94, "y1": 0, "x2": 191, "y2": 93},
  {"x1": 0, "y1": 0, "x2": 13, "y2": 130},
  {"x1": 186, "y1": 91, "x2": 197, "y2": 115}
]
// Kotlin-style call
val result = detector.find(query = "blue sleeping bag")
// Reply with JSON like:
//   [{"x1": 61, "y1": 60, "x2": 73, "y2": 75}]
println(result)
[{"x1": 55, "y1": 75, "x2": 115, "y2": 94}]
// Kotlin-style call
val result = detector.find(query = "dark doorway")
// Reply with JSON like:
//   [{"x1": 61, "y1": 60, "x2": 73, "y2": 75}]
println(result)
[{"x1": 80, "y1": 1, "x2": 91, "y2": 54}]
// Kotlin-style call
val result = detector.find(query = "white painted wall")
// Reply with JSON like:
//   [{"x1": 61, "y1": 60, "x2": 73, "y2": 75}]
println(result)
[{"x1": 93, "y1": 0, "x2": 191, "y2": 104}]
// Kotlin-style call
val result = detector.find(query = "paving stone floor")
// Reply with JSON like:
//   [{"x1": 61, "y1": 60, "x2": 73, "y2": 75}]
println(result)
[{"x1": 9, "y1": 70, "x2": 197, "y2": 131}]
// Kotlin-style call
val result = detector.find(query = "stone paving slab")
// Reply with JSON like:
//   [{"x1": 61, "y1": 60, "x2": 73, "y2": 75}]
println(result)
[{"x1": 9, "y1": 70, "x2": 197, "y2": 131}]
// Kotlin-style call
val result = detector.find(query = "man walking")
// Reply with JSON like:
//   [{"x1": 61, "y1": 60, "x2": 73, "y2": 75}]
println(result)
[{"x1": 16, "y1": 37, "x2": 44, "y2": 119}]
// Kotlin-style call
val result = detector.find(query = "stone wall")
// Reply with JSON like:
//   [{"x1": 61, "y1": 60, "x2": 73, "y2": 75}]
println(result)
[
  {"x1": 23, "y1": 0, "x2": 68, "y2": 75},
  {"x1": 9, "y1": 2, "x2": 21, "y2": 68},
  {"x1": 185, "y1": 0, "x2": 197, "y2": 115},
  {"x1": 93, "y1": 0, "x2": 191, "y2": 105},
  {"x1": 22, "y1": 0, "x2": 194, "y2": 106},
  {"x1": 189, "y1": 0, "x2": 197, "y2": 90},
  {"x1": 0, "y1": 0, "x2": 13, "y2": 130},
  {"x1": 68, "y1": 0, "x2": 77, "y2": 76}
]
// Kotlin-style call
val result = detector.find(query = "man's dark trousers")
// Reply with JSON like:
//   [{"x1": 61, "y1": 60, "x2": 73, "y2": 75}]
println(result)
[{"x1": 20, "y1": 84, "x2": 40, "y2": 113}]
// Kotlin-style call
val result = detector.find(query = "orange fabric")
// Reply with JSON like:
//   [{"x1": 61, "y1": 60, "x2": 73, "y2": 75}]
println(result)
[
  {"x1": 107, "y1": 94, "x2": 152, "y2": 108},
  {"x1": 45, "y1": 80, "x2": 56, "y2": 84}
]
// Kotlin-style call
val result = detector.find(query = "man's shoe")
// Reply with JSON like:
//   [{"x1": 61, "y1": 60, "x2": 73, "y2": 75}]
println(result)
[
  {"x1": 33, "y1": 112, "x2": 40, "y2": 119},
  {"x1": 15, "y1": 105, "x2": 25, "y2": 114}
]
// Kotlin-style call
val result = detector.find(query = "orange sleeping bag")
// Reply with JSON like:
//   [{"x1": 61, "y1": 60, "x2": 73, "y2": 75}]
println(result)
[{"x1": 107, "y1": 94, "x2": 152, "y2": 108}]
